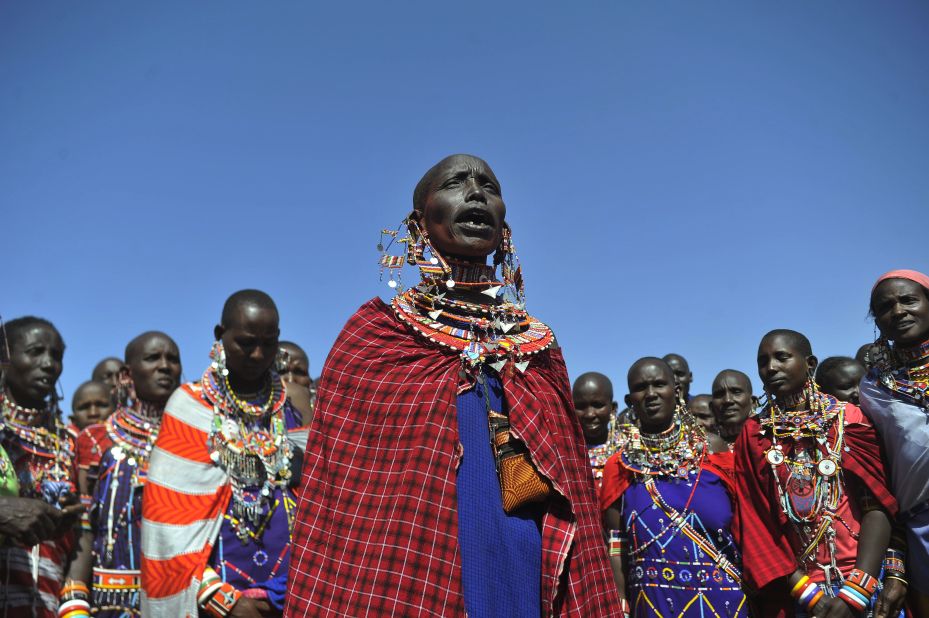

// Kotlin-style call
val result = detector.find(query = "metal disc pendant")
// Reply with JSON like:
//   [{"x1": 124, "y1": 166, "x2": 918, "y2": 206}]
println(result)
[
  {"x1": 766, "y1": 448, "x2": 784, "y2": 466},
  {"x1": 112, "y1": 446, "x2": 126, "y2": 462},
  {"x1": 817, "y1": 458, "x2": 838, "y2": 477}
]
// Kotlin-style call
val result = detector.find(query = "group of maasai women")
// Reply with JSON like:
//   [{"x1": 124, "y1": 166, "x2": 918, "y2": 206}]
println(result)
[{"x1": 1, "y1": 154, "x2": 927, "y2": 618}]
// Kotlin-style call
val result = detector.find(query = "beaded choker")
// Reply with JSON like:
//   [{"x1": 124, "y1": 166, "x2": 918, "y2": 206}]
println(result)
[
  {"x1": 621, "y1": 418, "x2": 706, "y2": 479},
  {"x1": 876, "y1": 338, "x2": 929, "y2": 411},
  {"x1": 200, "y1": 365, "x2": 292, "y2": 541},
  {"x1": 104, "y1": 404, "x2": 163, "y2": 480}
]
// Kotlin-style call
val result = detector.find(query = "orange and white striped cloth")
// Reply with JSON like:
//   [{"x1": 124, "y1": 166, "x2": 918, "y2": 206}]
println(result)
[{"x1": 140, "y1": 382, "x2": 308, "y2": 617}]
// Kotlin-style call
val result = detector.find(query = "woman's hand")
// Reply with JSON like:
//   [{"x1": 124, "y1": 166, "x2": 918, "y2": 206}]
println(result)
[
  {"x1": 229, "y1": 596, "x2": 278, "y2": 618},
  {"x1": 812, "y1": 597, "x2": 855, "y2": 618},
  {"x1": 874, "y1": 577, "x2": 907, "y2": 618}
]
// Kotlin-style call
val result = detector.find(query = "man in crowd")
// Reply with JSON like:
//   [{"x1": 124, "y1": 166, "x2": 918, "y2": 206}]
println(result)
[
  {"x1": 709, "y1": 369, "x2": 754, "y2": 451},
  {"x1": 663, "y1": 353, "x2": 693, "y2": 401},
  {"x1": 142, "y1": 291, "x2": 307, "y2": 617},
  {"x1": 816, "y1": 356, "x2": 866, "y2": 405},
  {"x1": 572, "y1": 371, "x2": 622, "y2": 487}
]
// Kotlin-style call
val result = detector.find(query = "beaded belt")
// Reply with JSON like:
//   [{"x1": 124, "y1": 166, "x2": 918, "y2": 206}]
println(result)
[
  {"x1": 93, "y1": 568, "x2": 141, "y2": 590},
  {"x1": 92, "y1": 567, "x2": 141, "y2": 612}
]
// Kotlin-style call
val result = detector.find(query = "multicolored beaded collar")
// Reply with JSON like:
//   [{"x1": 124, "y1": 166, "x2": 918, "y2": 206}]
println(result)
[
  {"x1": 621, "y1": 417, "x2": 706, "y2": 480},
  {"x1": 875, "y1": 338, "x2": 929, "y2": 411}
]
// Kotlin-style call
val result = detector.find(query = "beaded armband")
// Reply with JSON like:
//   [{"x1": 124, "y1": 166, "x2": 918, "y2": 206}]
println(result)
[
  {"x1": 620, "y1": 596, "x2": 631, "y2": 617},
  {"x1": 883, "y1": 548, "x2": 907, "y2": 587},
  {"x1": 608, "y1": 529, "x2": 626, "y2": 557},
  {"x1": 58, "y1": 580, "x2": 91, "y2": 618},
  {"x1": 838, "y1": 568, "x2": 878, "y2": 612},
  {"x1": 790, "y1": 575, "x2": 824, "y2": 612},
  {"x1": 198, "y1": 567, "x2": 241, "y2": 618}
]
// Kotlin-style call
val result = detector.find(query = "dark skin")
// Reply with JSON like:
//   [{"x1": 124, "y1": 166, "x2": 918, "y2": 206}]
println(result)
[
  {"x1": 415, "y1": 154, "x2": 505, "y2": 262},
  {"x1": 278, "y1": 343, "x2": 312, "y2": 388},
  {"x1": 213, "y1": 305, "x2": 281, "y2": 618},
  {"x1": 572, "y1": 372, "x2": 617, "y2": 446},
  {"x1": 855, "y1": 343, "x2": 879, "y2": 369},
  {"x1": 817, "y1": 360, "x2": 865, "y2": 405},
  {"x1": 605, "y1": 359, "x2": 677, "y2": 604},
  {"x1": 710, "y1": 370, "x2": 753, "y2": 443},
  {"x1": 662, "y1": 354, "x2": 692, "y2": 401},
  {"x1": 70, "y1": 333, "x2": 182, "y2": 590},
  {"x1": 278, "y1": 343, "x2": 314, "y2": 426},
  {"x1": 91, "y1": 357, "x2": 125, "y2": 389},
  {"x1": 215, "y1": 305, "x2": 281, "y2": 394},
  {"x1": 127, "y1": 332, "x2": 182, "y2": 406},
  {"x1": 689, "y1": 394, "x2": 715, "y2": 431},
  {"x1": 871, "y1": 278, "x2": 929, "y2": 348},
  {"x1": 70, "y1": 381, "x2": 114, "y2": 430},
  {"x1": 758, "y1": 333, "x2": 896, "y2": 618},
  {"x1": 870, "y1": 280, "x2": 929, "y2": 614},
  {"x1": 3, "y1": 325, "x2": 83, "y2": 545}
]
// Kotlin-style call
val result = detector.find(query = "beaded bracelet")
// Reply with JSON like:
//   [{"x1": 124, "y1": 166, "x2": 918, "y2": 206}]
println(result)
[
  {"x1": 198, "y1": 567, "x2": 242, "y2": 618},
  {"x1": 620, "y1": 597, "x2": 631, "y2": 617},
  {"x1": 608, "y1": 530, "x2": 625, "y2": 557},
  {"x1": 790, "y1": 576, "x2": 824, "y2": 612},
  {"x1": 838, "y1": 569, "x2": 879, "y2": 613},
  {"x1": 59, "y1": 580, "x2": 91, "y2": 618},
  {"x1": 883, "y1": 548, "x2": 906, "y2": 577}
]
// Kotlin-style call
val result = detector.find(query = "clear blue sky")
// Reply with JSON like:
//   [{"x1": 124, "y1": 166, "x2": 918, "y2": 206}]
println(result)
[{"x1": 2, "y1": 1, "x2": 927, "y2": 414}]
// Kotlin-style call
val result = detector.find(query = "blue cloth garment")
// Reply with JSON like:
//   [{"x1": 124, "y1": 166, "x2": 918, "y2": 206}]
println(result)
[
  {"x1": 456, "y1": 372, "x2": 542, "y2": 618},
  {"x1": 620, "y1": 465, "x2": 748, "y2": 617}
]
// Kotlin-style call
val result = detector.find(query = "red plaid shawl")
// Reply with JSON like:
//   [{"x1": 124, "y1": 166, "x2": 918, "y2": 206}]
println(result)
[
  {"x1": 284, "y1": 298, "x2": 620, "y2": 617},
  {"x1": 732, "y1": 404, "x2": 896, "y2": 618}
]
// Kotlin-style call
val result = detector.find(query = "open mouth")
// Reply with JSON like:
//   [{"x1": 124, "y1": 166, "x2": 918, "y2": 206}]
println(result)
[{"x1": 456, "y1": 208, "x2": 494, "y2": 231}]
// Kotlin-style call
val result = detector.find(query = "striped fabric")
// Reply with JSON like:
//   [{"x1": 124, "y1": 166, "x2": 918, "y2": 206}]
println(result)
[{"x1": 140, "y1": 382, "x2": 308, "y2": 617}]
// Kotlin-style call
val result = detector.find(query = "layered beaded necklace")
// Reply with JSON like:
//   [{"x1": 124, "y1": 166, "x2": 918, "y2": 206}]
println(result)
[
  {"x1": 104, "y1": 400, "x2": 164, "y2": 485},
  {"x1": 200, "y1": 348, "x2": 291, "y2": 542},
  {"x1": 0, "y1": 388, "x2": 74, "y2": 501},
  {"x1": 622, "y1": 416, "x2": 706, "y2": 480},
  {"x1": 760, "y1": 382, "x2": 848, "y2": 584},
  {"x1": 391, "y1": 259, "x2": 554, "y2": 374},
  {"x1": 875, "y1": 338, "x2": 929, "y2": 411},
  {"x1": 587, "y1": 420, "x2": 630, "y2": 485}
]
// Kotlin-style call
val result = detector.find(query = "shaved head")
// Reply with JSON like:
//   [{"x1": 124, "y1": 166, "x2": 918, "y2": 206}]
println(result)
[
  {"x1": 760, "y1": 329, "x2": 812, "y2": 357},
  {"x1": 412, "y1": 154, "x2": 496, "y2": 213},
  {"x1": 628, "y1": 357, "x2": 674, "y2": 387},
  {"x1": 221, "y1": 289, "x2": 279, "y2": 329},
  {"x1": 572, "y1": 371, "x2": 614, "y2": 400},
  {"x1": 125, "y1": 331, "x2": 177, "y2": 365},
  {"x1": 712, "y1": 369, "x2": 753, "y2": 394}
]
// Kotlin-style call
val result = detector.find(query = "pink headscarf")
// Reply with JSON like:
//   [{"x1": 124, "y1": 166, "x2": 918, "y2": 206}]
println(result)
[{"x1": 871, "y1": 269, "x2": 929, "y2": 293}]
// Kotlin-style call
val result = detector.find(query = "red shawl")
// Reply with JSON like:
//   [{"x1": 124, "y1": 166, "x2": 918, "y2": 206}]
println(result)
[
  {"x1": 732, "y1": 405, "x2": 896, "y2": 618},
  {"x1": 284, "y1": 298, "x2": 620, "y2": 617},
  {"x1": 599, "y1": 448, "x2": 736, "y2": 513}
]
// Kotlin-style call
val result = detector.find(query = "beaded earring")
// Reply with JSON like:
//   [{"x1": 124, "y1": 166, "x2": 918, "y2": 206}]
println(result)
[
  {"x1": 494, "y1": 223, "x2": 525, "y2": 307},
  {"x1": 116, "y1": 366, "x2": 137, "y2": 408},
  {"x1": 210, "y1": 341, "x2": 229, "y2": 377},
  {"x1": 378, "y1": 214, "x2": 454, "y2": 292}
]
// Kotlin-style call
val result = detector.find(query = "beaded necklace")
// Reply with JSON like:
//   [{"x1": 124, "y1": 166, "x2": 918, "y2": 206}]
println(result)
[
  {"x1": 0, "y1": 389, "x2": 74, "y2": 501},
  {"x1": 104, "y1": 402, "x2": 163, "y2": 484},
  {"x1": 392, "y1": 284, "x2": 554, "y2": 373},
  {"x1": 200, "y1": 358, "x2": 292, "y2": 542},
  {"x1": 586, "y1": 420, "x2": 630, "y2": 484},
  {"x1": 621, "y1": 418, "x2": 706, "y2": 479},
  {"x1": 760, "y1": 383, "x2": 848, "y2": 584},
  {"x1": 876, "y1": 338, "x2": 929, "y2": 411}
]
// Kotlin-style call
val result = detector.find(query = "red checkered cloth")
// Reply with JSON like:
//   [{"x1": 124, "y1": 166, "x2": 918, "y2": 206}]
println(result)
[
  {"x1": 732, "y1": 405, "x2": 897, "y2": 618},
  {"x1": 284, "y1": 298, "x2": 620, "y2": 617}
]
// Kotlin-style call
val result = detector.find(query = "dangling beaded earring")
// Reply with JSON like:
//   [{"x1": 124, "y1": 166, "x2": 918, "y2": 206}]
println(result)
[
  {"x1": 210, "y1": 341, "x2": 229, "y2": 377},
  {"x1": 378, "y1": 225, "x2": 407, "y2": 291},
  {"x1": 494, "y1": 223, "x2": 525, "y2": 307},
  {"x1": 116, "y1": 366, "x2": 137, "y2": 409},
  {"x1": 404, "y1": 215, "x2": 453, "y2": 290}
]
